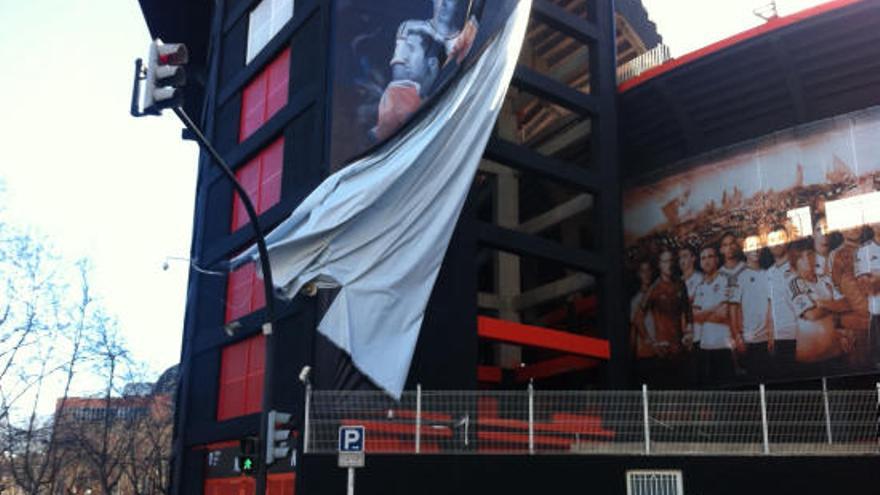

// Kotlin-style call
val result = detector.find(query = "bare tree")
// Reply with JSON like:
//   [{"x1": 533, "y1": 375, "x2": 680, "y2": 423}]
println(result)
[{"x1": 0, "y1": 228, "x2": 97, "y2": 494}]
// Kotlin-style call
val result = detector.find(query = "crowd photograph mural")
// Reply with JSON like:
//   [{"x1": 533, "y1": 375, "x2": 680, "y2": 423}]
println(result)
[{"x1": 624, "y1": 106, "x2": 880, "y2": 387}]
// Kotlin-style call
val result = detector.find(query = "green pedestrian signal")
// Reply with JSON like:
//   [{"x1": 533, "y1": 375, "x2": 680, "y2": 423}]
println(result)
[{"x1": 239, "y1": 455, "x2": 256, "y2": 476}]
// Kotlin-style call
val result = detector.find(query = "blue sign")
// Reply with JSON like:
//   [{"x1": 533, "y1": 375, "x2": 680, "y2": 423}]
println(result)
[{"x1": 338, "y1": 426, "x2": 365, "y2": 452}]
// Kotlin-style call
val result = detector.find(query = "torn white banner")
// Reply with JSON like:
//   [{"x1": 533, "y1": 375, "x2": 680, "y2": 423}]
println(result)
[{"x1": 234, "y1": 0, "x2": 531, "y2": 399}]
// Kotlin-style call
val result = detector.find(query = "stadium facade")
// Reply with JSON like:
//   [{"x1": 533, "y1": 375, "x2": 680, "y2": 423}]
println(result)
[{"x1": 135, "y1": 0, "x2": 880, "y2": 493}]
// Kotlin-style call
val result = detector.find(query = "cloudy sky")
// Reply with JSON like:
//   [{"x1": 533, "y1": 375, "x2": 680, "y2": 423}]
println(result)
[{"x1": 0, "y1": 0, "x2": 833, "y2": 378}]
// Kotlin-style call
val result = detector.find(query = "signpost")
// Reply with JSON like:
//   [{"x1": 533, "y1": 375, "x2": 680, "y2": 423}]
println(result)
[{"x1": 338, "y1": 426, "x2": 365, "y2": 495}]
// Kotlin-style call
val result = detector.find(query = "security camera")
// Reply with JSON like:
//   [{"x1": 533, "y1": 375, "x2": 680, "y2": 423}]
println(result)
[
  {"x1": 224, "y1": 321, "x2": 242, "y2": 337},
  {"x1": 298, "y1": 365, "x2": 312, "y2": 384}
]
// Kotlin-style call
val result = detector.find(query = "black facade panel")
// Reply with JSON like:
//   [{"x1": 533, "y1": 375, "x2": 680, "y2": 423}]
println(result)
[
  {"x1": 407, "y1": 199, "x2": 479, "y2": 391},
  {"x1": 301, "y1": 454, "x2": 880, "y2": 495},
  {"x1": 187, "y1": 349, "x2": 221, "y2": 428},
  {"x1": 214, "y1": 94, "x2": 242, "y2": 155},
  {"x1": 220, "y1": 17, "x2": 248, "y2": 89},
  {"x1": 282, "y1": 104, "x2": 326, "y2": 205}
]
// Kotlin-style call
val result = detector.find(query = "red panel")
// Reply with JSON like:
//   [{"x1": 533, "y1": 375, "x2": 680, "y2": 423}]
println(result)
[
  {"x1": 244, "y1": 335, "x2": 265, "y2": 414},
  {"x1": 477, "y1": 316, "x2": 610, "y2": 359},
  {"x1": 240, "y1": 48, "x2": 291, "y2": 142},
  {"x1": 259, "y1": 139, "x2": 284, "y2": 212},
  {"x1": 240, "y1": 72, "x2": 267, "y2": 142},
  {"x1": 619, "y1": 0, "x2": 862, "y2": 92},
  {"x1": 231, "y1": 156, "x2": 263, "y2": 232},
  {"x1": 225, "y1": 263, "x2": 256, "y2": 323},
  {"x1": 218, "y1": 335, "x2": 265, "y2": 421},
  {"x1": 231, "y1": 138, "x2": 285, "y2": 233},
  {"x1": 217, "y1": 380, "x2": 246, "y2": 420},
  {"x1": 220, "y1": 340, "x2": 249, "y2": 383},
  {"x1": 477, "y1": 365, "x2": 502, "y2": 383},
  {"x1": 266, "y1": 48, "x2": 291, "y2": 119},
  {"x1": 267, "y1": 473, "x2": 295, "y2": 495},
  {"x1": 478, "y1": 397, "x2": 498, "y2": 418}
]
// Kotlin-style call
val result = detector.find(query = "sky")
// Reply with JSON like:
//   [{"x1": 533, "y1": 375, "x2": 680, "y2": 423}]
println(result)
[{"x1": 0, "y1": 0, "x2": 834, "y2": 380}]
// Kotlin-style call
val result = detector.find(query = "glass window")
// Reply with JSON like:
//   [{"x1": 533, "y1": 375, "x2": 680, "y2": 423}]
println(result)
[{"x1": 246, "y1": 0, "x2": 294, "y2": 64}]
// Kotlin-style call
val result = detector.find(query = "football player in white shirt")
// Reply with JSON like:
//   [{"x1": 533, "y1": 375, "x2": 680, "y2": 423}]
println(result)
[
  {"x1": 855, "y1": 222, "x2": 880, "y2": 368},
  {"x1": 692, "y1": 244, "x2": 740, "y2": 383},
  {"x1": 735, "y1": 234, "x2": 774, "y2": 378},
  {"x1": 719, "y1": 232, "x2": 747, "y2": 376},
  {"x1": 813, "y1": 215, "x2": 831, "y2": 277},
  {"x1": 766, "y1": 224, "x2": 798, "y2": 375},
  {"x1": 678, "y1": 244, "x2": 703, "y2": 386},
  {"x1": 788, "y1": 240, "x2": 853, "y2": 365},
  {"x1": 678, "y1": 246, "x2": 703, "y2": 347}
]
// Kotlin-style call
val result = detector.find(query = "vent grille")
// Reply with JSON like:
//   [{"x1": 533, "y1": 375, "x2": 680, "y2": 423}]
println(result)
[{"x1": 627, "y1": 470, "x2": 683, "y2": 495}]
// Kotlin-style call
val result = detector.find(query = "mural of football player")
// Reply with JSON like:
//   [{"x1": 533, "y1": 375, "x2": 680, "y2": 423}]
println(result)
[
  {"x1": 692, "y1": 244, "x2": 738, "y2": 383},
  {"x1": 398, "y1": 0, "x2": 479, "y2": 65},
  {"x1": 855, "y1": 222, "x2": 880, "y2": 369},
  {"x1": 371, "y1": 28, "x2": 447, "y2": 141},
  {"x1": 788, "y1": 240, "x2": 853, "y2": 365}
]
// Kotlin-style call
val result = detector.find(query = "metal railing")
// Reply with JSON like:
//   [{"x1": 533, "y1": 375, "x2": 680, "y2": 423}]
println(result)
[
  {"x1": 304, "y1": 384, "x2": 880, "y2": 456},
  {"x1": 617, "y1": 44, "x2": 672, "y2": 83}
]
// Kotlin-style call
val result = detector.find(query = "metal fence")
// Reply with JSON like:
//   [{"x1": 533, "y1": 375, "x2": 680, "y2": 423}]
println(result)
[
  {"x1": 617, "y1": 43, "x2": 672, "y2": 83},
  {"x1": 304, "y1": 385, "x2": 880, "y2": 456}
]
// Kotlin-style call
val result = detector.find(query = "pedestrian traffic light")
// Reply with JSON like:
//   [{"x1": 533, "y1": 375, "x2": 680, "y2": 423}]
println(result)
[
  {"x1": 266, "y1": 410, "x2": 293, "y2": 465},
  {"x1": 238, "y1": 436, "x2": 258, "y2": 477},
  {"x1": 143, "y1": 39, "x2": 188, "y2": 114}
]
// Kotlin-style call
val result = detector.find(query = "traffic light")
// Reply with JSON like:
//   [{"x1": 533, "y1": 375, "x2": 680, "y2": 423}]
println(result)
[
  {"x1": 266, "y1": 410, "x2": 293, "y2": 465},
  {"x1": 238, "y1": 437, "x2": 258, "y2": 477},
  {"x1": 143, "y1": 39, "x2": 188, "y2": 114}
]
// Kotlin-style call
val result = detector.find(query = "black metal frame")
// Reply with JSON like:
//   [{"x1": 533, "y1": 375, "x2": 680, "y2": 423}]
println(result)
[{"x1": 477, "y1": 0, "x2": 628, "y2": 385}]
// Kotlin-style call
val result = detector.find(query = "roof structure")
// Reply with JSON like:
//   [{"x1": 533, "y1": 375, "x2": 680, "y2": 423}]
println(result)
[{"x1": 618, "y1": 0, "x2": 880, "y2": 177}]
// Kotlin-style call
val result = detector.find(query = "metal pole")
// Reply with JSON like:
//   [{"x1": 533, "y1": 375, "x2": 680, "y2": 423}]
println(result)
[
  {"x1": 528, "y1": 382, "x2": 535, "y2": 454},
  {"x1": 822, "y1": 377, "x2": 833, "y2": 445},
  {"x1": 171, "y1": 107, "x2": 277, "y2": 495},
  {"x1": 760, "y1": 384, "x2": 770, "y2": 455},
  {"x1": 347, "y1": 467, "x2": 355, "y2": 495},
  {"x1": 415, "y1": 384, "x2": 422, "y2": 454},
  {"x1": 304, "y1": 383, "x2": 312, "y2": 454},
  {"x1": 642, "y1": 384, "x2": 650, "y2": 455}
]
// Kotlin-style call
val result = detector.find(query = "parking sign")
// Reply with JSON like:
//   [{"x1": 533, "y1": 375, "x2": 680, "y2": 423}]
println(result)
[{"x1": 338, "y1": 426, "x2": 365, "y2": 468}]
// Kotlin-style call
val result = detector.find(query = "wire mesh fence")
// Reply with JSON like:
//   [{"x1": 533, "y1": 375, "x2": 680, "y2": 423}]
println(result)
[{"x1": 305, "y1": 385, "x2": 880, "y2": 456}]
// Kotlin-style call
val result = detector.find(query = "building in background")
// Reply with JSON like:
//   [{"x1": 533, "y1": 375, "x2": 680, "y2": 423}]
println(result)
[{"x1": 135, "y1": 0, "x2": 880, "y2": 494}]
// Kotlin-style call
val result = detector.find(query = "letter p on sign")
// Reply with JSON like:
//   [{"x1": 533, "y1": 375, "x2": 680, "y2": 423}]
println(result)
[{"x1": 339, "y1": 426, "x2": 365, "y2": 452}]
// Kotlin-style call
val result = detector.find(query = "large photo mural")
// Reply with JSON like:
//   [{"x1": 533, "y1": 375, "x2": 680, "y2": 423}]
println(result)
[
  {"x1": 624, "y1": 107, "x2": 880, "y2": 387},
  {"x1": 329, "y1": 0, "x2": 492, "y2": 171}
]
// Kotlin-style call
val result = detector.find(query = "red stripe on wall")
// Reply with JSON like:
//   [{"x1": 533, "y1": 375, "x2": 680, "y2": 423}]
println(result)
[{"x1": 477, "y1": 317, "x2": 610, "y2": 359}]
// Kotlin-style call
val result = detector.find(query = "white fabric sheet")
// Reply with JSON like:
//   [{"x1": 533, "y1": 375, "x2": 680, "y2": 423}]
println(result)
[{"x1": 234, "y1": 0, "x2": 532, "y2": 398}]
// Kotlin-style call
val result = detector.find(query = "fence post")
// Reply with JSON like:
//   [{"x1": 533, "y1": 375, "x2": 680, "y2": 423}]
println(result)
[
  {"x1": 642, "y1": 384, "x2": 650, "y2": 455},
  {"x1": 415, "y1": 384, "x2": 422, "y2": 454},
  {"x1": 303, "y1": 382, "x2": 312, "y2": 454},
  {"x1": 822, "y1": 377, "x2": 833, "y2": 445},
  {"x1": 759, "y1": 384, "x2": 770, "y2": 455},
  {"x1": 528, "y1": 381, "x2": 535, "y2": 454}
]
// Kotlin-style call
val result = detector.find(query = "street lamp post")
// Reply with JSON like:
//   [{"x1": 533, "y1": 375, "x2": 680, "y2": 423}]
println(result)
[{"x1": 170, "y1": 107, "x2": 278, "y2": 495}]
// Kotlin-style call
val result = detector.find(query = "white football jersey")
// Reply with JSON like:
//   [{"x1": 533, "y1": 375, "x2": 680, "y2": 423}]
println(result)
[
  {"x1": 693, "y1": 274, "x2": 732, "y2": 350},
  {"x1": 768, "y1": 261, "x2": 798, "y2": 340},
  {"x1": 789, "y1": 274, "x2": 841, "y2": 335},
  {"x1": 854, "y1": 241, "x2": 880, "y2": 314},
  {"x1": 737, "y1": 267, "x2": 771, "y2": 343}
]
